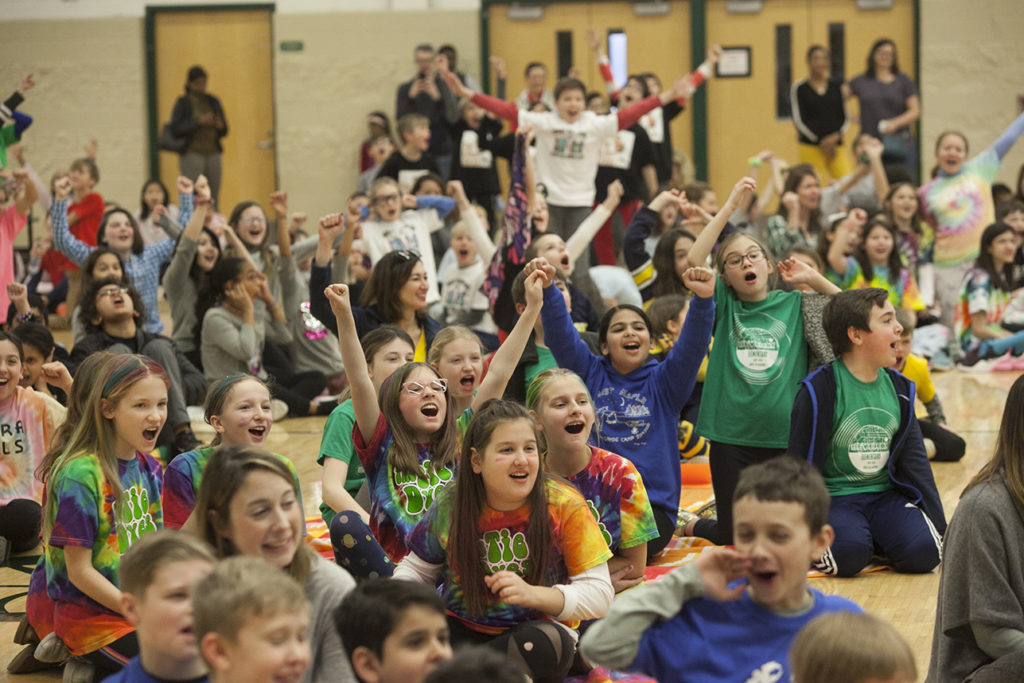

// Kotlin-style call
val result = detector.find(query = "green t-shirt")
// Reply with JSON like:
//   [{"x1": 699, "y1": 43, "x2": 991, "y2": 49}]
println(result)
[
  {"x1": 697, "y1": 278, "x2": 807, "y2": 447},
  {"x1": 525, "y1": 344, "x2": 558, "y2": 387},
  {"x1": 824, "y1": 361, "x2": 898, "y2": 496},
  {"x1": 318, "y1": 398, "x2": 367, "y2": 525}
]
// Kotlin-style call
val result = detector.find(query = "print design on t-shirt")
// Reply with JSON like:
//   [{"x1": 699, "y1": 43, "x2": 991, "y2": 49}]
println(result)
[
  {"x1": 933, "y1": 182, "x2": 985, "y2": 239},
  {"x1": 730, "y1": 310, "x2": 793, "y2": 385},
  {"x1": 598, "y1": 130, "x2": 636, "y2": 170},
  {"x1": 833, "y1": 407, "x2": 898, "y2": 478},
  {"x1": 444, "y1": 278, "x2": 473, "y2": 310},
  {"x1": 551, "y1": 129, "x2": 588, "y2": 160},
  {"x1": 116, "y1": 484, "x2": 158, "y2": 553},
  {"x1": 460, "y1": 130, "x2": 493, "y2": 169},
  {"x1": 392, "y1": 460, "x2": 454, "y2": 516},
  {"x1": 746, "y1": 660, "x2": 784, "y2": 683},
  {"x1": 481, "y1": 527, "x2": 530, "y2": 575},
  {"x1": 594, "y1": 386, "x2": 651, "y2": 445},
  {"x1": 1, "y1": 419, "x2": 30, "y2": 494},
  {"x1": 586, "y1": 499, "x2": 613, "y2": 547}
]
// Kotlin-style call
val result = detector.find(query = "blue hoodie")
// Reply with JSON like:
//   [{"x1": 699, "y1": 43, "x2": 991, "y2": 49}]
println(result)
[{"x1": 540, "y1": 285, "x2": 714, "y2": 515}]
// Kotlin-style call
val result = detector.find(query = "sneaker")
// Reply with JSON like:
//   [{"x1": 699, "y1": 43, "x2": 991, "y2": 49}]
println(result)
[
  {"x1": 958, "y1": 347, "x2": 982, "y2": 367},
  {"x1": 270, "y1": 399, "x2": 289, "y2": 422},
  {"x1": 173, "y1": 427, "x2": 203, "y2": 456},
  {"x1": 13, "y1": 616, "x2": 38, "y2": 646},
  {"x1": 960, "y1": 353, "x2": 1005, "y2": 373},
  {"x1": 929, "y1": 350, "x2": 953, "y2": 372},
  {"x1": 992, "y1": 353, "x2": 1019, "y2": 372},
  {"x1": 34, "y1": 632, "x2": 70, "y2": 664},
  {"x1": 695, "y1": 499, "x2": 717, "y2": 520},
  {"x1": 62, "y1": 657, "x2": 94, "y2": 683},
  {"x1": 6, "y1": 644, "x2": 52, "y2": 675}
]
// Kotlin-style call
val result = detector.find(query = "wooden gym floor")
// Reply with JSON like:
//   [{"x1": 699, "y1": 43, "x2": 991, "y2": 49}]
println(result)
[{"x1": 0, "y1": 355, "x2": 1010, "y2": 682}]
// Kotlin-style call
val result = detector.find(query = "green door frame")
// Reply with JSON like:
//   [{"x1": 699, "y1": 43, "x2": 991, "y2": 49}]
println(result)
[
  {"x1": 143, "y1": 3, "x2": 276, "y2": 181},
  {"x1": 479, "y1": 0, "x2": 920, "y2": 183}
]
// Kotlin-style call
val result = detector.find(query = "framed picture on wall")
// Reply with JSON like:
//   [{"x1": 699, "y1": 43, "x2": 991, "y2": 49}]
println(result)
[{"x1": 715, "y1": 46, "x2": 752, "y2": 78}]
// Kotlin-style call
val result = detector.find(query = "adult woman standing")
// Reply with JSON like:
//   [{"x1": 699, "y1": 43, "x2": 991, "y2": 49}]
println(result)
[
  {"x1": 846, "y1": 39, "x2": 920, "y2": 177},
  {"x1": 170, "y1": 66, "x2": 228, "y2": 207}
]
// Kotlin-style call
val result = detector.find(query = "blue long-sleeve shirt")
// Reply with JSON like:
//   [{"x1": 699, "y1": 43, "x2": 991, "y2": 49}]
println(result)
[
  {"x1": 51, "y1": 198, "x2": 175, "y2": 334},
  {"x1": 540, "y1": 284, "x2": 715, "y2": 514}
]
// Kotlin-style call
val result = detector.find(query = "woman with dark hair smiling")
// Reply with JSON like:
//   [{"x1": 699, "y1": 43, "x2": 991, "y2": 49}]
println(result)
[{"x1": 846, "y1": 38, "x2": 920, "y2": 176}]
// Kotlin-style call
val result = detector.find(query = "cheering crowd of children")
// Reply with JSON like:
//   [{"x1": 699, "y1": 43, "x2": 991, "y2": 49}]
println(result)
[{"x1": 2, "y1": 29, "x2": 1024, "y2": 683}]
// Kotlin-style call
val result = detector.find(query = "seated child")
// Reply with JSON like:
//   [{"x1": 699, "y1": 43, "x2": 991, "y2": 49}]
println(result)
[
  {"x1": 334, "y1": 578, "x2": 451, "y2": 683},
  {"x1": 789, "y1": 288, "x2": 946, "y2": 577},
  {"x1": 70, "y1": 277, "x2": 205, "y2": 454},
  {"x1": 790, "y1": 612, "x2": 916, "y2": 683},
  {"x1": 193, "y1": 556, "x2": 312, "y2": 683},
  {"x1": 106, "y1": 530, "x2": 216, "y2": 683},
  {"x1": 581, "y1": 456, "x2": 861, "y2": 681},
  {"x1": 892, "y1": 308, "x2": 966, "y2": 462}
]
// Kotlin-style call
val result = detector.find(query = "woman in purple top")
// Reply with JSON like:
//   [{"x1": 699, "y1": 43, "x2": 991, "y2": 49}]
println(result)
[{"x1": 846, "y1": 38, "x2": 920, "y2": 177}]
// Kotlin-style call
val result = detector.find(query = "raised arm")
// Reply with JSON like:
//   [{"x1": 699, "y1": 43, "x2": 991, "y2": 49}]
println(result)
[
  {"x1": 449, "y1": 180, "x2": 496, "y2": 263},
  {"x1": 566, "y1": 180, "x2": 622, "y2": 263},
  {"x1": 472, "y1": 269, "x2": 546, "y2": 409},
  {"x1": 687, "y1": 177, "x2": 756, "y2": 268},
  {"x1": 49, "y1": 177, "x2": 91, "y2": 266},
  {"x1": 530, "y1": 259, "x2": 601, "y2": 378},
  {"x1": 268, "y1": 191, "x2": 293, "y2": 260},
  {"x1": 778, "y1": 256, "x2": 841, "y2": 295},
  {"x1": 182, "y1": 175, "x2": 211, "y2": 241},
  {"x1": 325, "y1": 283, "x2": 380, "y2": 442},
  {"x1": 445, "y1": 70, "x2": 521, "y2": 126},
  {"x1": 11, "y1": 169, "x2": 37, "y2": 217},
  {"x1": 992, "y1": 110, "x2": 1024, "y2": 161}
]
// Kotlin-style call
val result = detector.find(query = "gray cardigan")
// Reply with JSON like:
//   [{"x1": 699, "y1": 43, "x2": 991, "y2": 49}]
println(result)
[{"x1": 304, "y1": 557, "x2": 357, "y2": 683}]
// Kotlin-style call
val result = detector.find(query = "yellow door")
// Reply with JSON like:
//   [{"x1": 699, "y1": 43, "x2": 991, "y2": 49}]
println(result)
[
  {"x1": 706, "y1": 0, "x2": 914, "y2": 200},
  {"x1": 488, "y1": 1, "x2": 693, "y2": 184},
  {"x1": 154, "y1": 9, "x2": 276, "y2": 213}
]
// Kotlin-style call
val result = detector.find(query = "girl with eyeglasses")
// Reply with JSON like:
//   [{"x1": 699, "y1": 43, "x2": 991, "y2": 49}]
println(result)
[
  {"x1": 321, "y1": 271, "x2": 544, "y2": 578},
  {"x1": 679, "y1": 177, "x2": 841, "y2": 546}
]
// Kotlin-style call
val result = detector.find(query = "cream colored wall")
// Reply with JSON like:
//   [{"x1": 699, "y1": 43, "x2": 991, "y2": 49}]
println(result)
[
  {"x1": 920, "y1": 0, "x2": 1024, "y2": 190},
  {"x1": 0, "y1": 19, "x2": 147, "y2": 246},
  {"x1": 274, "y1": 11, "x2": 480, "y2": 219},
  {"x1": 0, "y1": 9, "x2": 479, "y2": 246}
]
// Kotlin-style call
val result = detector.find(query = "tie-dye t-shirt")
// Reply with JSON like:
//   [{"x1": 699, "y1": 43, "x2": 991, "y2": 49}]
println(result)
[
  {"x1": 0, "y1": 386, "x2": 66, "y2": 505},
  {"x1": 850, "y1": 265, "x2": 924, "y2": 311},
  {"x1": 162, "y1": 446, "x2": 302, "y2": 530},
  {"x1": 406, "y1": 477, "x2": 612, "y2": 633},
  {"x1": 43, "y1": 452, "x2": 163, "y2": 655},
  {"x1": 919, "y1": 148, "x2": 1001, "y2": 267},
  {"x1": 955, "y1": 268, "x2": 1011, "y2": 352},
  {"x1": 897, "y1": 223, "x2": 935, "y2": 277},
  {"x1": 558, "y1": 446, "x2": 658, "y2": 553},
  {"x1": 355, "y1": 414, "x2": 456, "y2": 563}
]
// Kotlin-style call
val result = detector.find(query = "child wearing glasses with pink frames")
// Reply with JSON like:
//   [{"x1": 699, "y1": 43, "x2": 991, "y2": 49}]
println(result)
[{"x1": 322, "y1": 269, "x2": 545, "y2": 578}]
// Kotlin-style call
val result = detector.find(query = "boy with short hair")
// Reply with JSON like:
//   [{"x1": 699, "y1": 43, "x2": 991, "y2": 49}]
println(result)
[
  {"x1": 789, "y1": 288, "x2": 946, "y2": 577},
  {"x1": 891, "y1": 307, "x2": 965, "y2": 462},
  {"x1": 356, "y1": 136, "x2": 395, "y2": 195},
  {"x1": 334, "y1": 578, "x2": 452, "y2": 683},
  {"x1": 40, "y1": 156, "x2": 105, "y2": 311},
  {"x1": 580, "y1": 456, "x2": 861, "y2": 681},
  {"x1": 378, "y1": 114, "x2": 441, "y2": 191},
  {"x1": 193, "y1": 556, "x2": 311, "y2": 683},
  {"x1": 107, "y1": 530, "x2": 216, "y2": 683}
]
